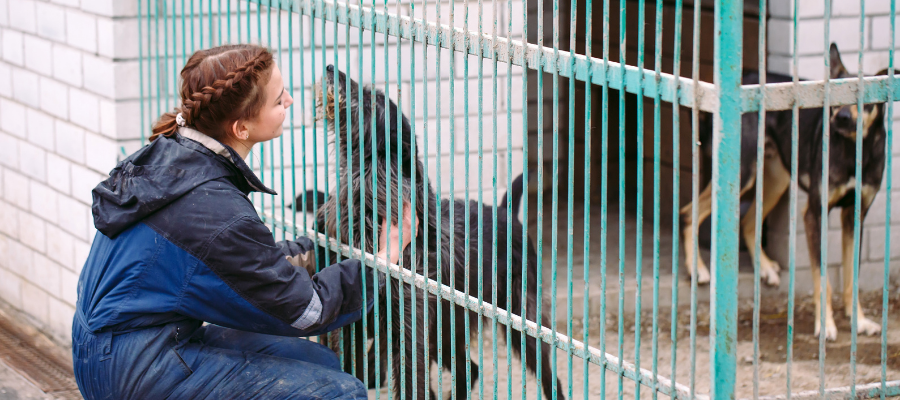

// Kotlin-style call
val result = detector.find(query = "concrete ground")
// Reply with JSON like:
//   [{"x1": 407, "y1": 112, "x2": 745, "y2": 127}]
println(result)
[{"x1": 0, "y1": 362, "x2": 56, "y2": 400}]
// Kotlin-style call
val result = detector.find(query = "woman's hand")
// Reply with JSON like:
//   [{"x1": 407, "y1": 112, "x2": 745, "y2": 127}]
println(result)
[{"x1": 375, "y1": 202, "x2": 417, "y2": 265}]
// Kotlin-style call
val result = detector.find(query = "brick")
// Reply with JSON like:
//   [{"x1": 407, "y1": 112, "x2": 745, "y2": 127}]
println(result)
[
  {"x1": 58, "y1": 267, "x2": 77, "y2": 307},
  {"x1": 23, "y1": 35, "x2": 53, "y2": 77},
  {"x1": 867, "y1": 225, "x2": 900, "y2": 261},
  {"x1": 768, "y1": 0, "x2": 827, "y2": 18},
  {"x1": 25, "y1": 108, "x2": 54, "y2": 152},
  {"x1": 0, "y1": 131, "x2": 19, "y2": 169},
  {"x1": 47, "y1": 297, "x2": 73, "y2": 345},
  {"x1": 29, "y1": 181, "x2": 59, "y2": 226},
  {"x1": 8, "y1": 239, "x2": 33, "y2": 276},
  {"x1": 46, "y1": 225, "x2": 74, "y2": 272},
  {"x1": 19, "y1": 211, "x2": 46, "y2": 253},
  {"x1": 82, "y1": 54, "x2": 114, "y2": 98},
  {"x1": 46, "y1": 153, "x2": 71, "y2": 195},
  {"x1": 0, "y1": 200, "x2": 19, "y2": 238},
  {"x1": 70, "y1": 163, "x2": 102, "y2": 205},
  {"x1": 58, "y1": 195, "x2": 88, "y2": 239},
  {"x1": 55, "y1": 120, "x2": 86, "y2": 164},
  {"x1": 81, "y1": 0, "x2": 139, "y2": 17},
  {"x1": 115, "y1": 61, "x2": 140, "y2": 100},
  {"x1": 872, "y1": 16, "x2": 898, "y2": 51},
  {"x1": 0, "y1": 0, "x2": 7, "y2": 26},
  {"x1": 35, "y1": 2, "x2": 67, "y2": 43},
  {"x1": 0, "y1": 267, "x2": 23, "y2": 310},
  {"x1": 831, "y1": 0, "x2": 890, "y2": 16},
  {"x1": 96, "y1": 17, "x2": 113, "y2": 60},
  {"x1": 18, "y1": 141, "x2": 47, "y2": 182},
  {"x1": 0, "y1": 61, "x2": 11, "y2": 97},
  {"x1": 0, "y1": 98, "x2": 26, "y2": 137},
  {"x1": 8, "y1": 0, "x2": 36, "y2": 34},
  {"x1": 1, "y1": 29, "x2": 24, "y2": 66},
  {"x1": 39, "y1": 76, "x2": 69, "y2": 120},
  {"x1": 109, "y1": 100, "x2": 142, "y2": 141},
  {"x1": 66, "y1": 9, "x2": 97, "y2": 53},
  {"x1": 30, "y1": 253, "x2": 59, "y2": 296},
  {"x1": 84, "y1": 132, "x2": 117, "y2": 174},
  {"x1": 52, "y1": 45, "x2": 83, "y2": 88},
  {"x1": 21, "y1": 281, "x2": 48, "y2": 324},
  {"x1": 2, "y1": 169, "x2": 29, "y2": 209},
  {"x1": 98, "y1": 100, "x2": 115, "y2": 138},
  {"x1": 51, "y1": 0, "x2": 79, "y2": 8},
  {"x1": 12, "y1": 67, "x2": 40, "y2": 108},
  {"x1": 69, "y1": 88, "x2": 99, "y2": 130},
  {"x1": 0, "y1": 233, "x2": 6, "y2": 268}
]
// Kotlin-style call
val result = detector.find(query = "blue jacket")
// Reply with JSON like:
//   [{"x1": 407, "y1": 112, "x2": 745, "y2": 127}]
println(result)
[{"x1": 76, "y1": 127, "x2": 377, "y2": 337}]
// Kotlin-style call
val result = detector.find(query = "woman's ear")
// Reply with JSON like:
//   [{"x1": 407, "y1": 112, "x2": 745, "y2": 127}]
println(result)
[{"x1": 231, "y1": 120, "x2": 250, "y2": 141}]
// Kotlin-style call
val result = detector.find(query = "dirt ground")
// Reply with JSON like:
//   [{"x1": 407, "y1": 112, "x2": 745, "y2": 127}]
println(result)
[{"x1": 369, "y1": 291, "x2": 900, "y2": 399}]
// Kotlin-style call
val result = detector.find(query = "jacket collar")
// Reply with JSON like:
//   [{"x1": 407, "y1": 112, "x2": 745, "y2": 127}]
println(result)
[{"x1": 177, "y1": 127, "x2": 277, "y2": 195}]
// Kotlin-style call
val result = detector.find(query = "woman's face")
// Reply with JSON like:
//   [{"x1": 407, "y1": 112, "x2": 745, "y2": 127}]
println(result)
[{"x1": 245, "y1": 65, "x2": 293, "y2": 145}]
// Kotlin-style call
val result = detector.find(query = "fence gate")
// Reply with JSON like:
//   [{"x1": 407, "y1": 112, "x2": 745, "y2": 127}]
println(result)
[{"x1": 137, "y1": 0, "x2": 900, "y2": 398}]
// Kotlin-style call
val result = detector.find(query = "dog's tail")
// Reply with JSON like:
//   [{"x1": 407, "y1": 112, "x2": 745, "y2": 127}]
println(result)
[
  {"x1": 289, "y1": 190, "x2": 328, "y2": 213},
  {"x1": 500, "y1": 172, "x2": 527, "y2": 218}
]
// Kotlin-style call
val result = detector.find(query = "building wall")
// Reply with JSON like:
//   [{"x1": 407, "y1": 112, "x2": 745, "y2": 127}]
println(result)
[
  {"x1": 0, "y1": 0, "x2": 141, "y2": 345},
  {"x1": 765, "y1": 0, "x2": 900, "y2": 294},
  {"x1": 0, "y1": 0, "x2": 527, "y2": 346}
]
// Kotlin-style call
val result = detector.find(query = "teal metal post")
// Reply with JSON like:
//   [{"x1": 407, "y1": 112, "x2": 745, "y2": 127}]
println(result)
[{"x1": 710, "y1": 0, "x2": 741, "y2": 398}]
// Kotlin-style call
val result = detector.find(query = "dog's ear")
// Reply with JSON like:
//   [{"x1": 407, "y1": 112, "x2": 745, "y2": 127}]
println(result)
[{"x1": 830, "y1": 43, "x2": 849, "y2": 79}]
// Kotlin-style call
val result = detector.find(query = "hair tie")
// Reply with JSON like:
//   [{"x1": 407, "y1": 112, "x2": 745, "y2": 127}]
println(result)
[{"x1": 175, "y1": 112, "x2": 186, "y2": 127}]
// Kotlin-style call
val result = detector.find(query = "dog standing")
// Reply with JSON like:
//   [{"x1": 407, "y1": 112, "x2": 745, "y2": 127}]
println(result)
[
  {"x1": 680, "y1": 44, "x2": 890, "y2": 340},
  {"x1": 312, "y1": 65, "x2": 562, "y2": 399}
]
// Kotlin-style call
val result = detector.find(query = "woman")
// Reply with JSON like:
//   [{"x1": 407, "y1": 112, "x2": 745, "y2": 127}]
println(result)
[{"x1": 73, "y1": 44, "x2": 413, "y2": 399}]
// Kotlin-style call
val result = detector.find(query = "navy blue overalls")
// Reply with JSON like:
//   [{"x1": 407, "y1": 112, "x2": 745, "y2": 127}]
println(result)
[{"x1": 73, "y1": 127, "x2": 379, "y2": 399}]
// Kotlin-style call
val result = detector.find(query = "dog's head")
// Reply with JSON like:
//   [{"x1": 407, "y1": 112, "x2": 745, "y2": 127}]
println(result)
[
  {"x1": 315, "y1": 65, "x2": 418, "y2": 175},
  {"x1": 827, "y1": 44, "x2": 888, "y2": 141}
]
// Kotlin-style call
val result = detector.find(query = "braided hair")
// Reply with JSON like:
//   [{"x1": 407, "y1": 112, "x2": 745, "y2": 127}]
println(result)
[{"x1": 150, "y1": 44, "x2": 275, "y2": 142}]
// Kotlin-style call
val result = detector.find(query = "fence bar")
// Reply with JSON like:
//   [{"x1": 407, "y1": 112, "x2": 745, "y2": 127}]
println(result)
[
  {"x1": 259, "y1": 209, "x2": 704, "y2": 399},
  {"x1": 882, "y1": 1, "x2": 896, "y2": 398},
  {"x1": 819, "y1": 0, "x2": 832, "y2": 395},
  {"x1": 596, "y1": 0, "x2": 609, "y2": 395},
  {"x1": 633, "y1": 0, "x2": 646, "y2": 396},
  {"x1": 550, "y1": 0, "x2": 561, "y2": 395},
  {"x1": 752, "y1": 0, "x2": 766, "y2": 397},
  {"x1": 710, "y1": 0, "x2": 741, "y2": 398},
  {"x1": 616, "y1": 0, "x2": 627, "y2": 396},
  {"x1": 565, "y1": 0, "x2": 578, "y2": 395},
  {"x1": 433, "y1": 0, "x2": 445, "y2": 395},
  {"x1": 670, "y1": 0, "x2": 684, "y2": 397},
  {"x1": 786, "y1": 0, "x2": 800, "y2": 395},
  {"x1": 850, "y1": 0, "x2": 867, "y2": 395},
  {"x1": 741, "y1": 77, "x2": 900, "y2": 111},
  {"x1": 649, "y1": 0, "x2": 663, "y2": 396},
  {"x1": 688, "y1": 0, "x2": 701, "y2": 395},
  {"x1": 519, "y1": 0, "x2": 530, "y2": 396},
  {"x1": 504, "y1": 0, "x2": 515, "y2": 397},
  {"x1": 251, "y1": 0, "x2": 718, "y2": 110},
  {"x1": 754, "y1": 381, "x2": 900, "y2": 400}
]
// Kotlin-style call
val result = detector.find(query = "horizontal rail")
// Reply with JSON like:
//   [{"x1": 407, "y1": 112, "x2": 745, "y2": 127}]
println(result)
[
  {"x1": 257, "y1": 209, "x2": 703, "y2": 400},
  {"x1": 742, "y1": 75, "x2": 900, "y2": 111},
  {"x1": 250, "y1": 0, "x2": 720, "y2": 112},
  {"x1": 752, "y1": 380, "x2": 900, "y2": 400}
]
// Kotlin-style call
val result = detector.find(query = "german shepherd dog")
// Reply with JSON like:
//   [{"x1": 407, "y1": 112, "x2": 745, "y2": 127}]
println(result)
[
  {"x1": 311, "y1": 65, "x2": 562, "y2": 399},
  {"x1": 680, "y1": 44, "x2": 891, "y2": 340}
]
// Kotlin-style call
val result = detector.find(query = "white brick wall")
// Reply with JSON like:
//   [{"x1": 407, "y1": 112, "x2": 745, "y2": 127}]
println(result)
[
  {"x1": 766, "y1": 0, "x2": 900, "y2": 290},
  {"x1": 0, "y1": 0, "x2": 132, "y2": 346}
]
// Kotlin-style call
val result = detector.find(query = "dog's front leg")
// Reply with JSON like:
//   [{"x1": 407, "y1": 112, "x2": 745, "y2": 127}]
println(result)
[
  {"x1": 680, "y1": 184, "x2": 713, "y2": 284},
  {"x1": 804, "y1": 202, "x2": 838, "y2": 341},
  {"x1": 840, "y1": 205, "x2": 882, "y2": 336}
]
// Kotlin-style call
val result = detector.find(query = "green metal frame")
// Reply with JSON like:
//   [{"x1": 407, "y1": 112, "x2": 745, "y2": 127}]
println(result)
[{"x1": 136, "y1": 0, "x2": 900, "y2": 398}]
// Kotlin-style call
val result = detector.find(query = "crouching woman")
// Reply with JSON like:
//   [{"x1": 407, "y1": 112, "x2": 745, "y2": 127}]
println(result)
[{"x1": 72, "y1": 44, "x2": 413, "y2": 399}]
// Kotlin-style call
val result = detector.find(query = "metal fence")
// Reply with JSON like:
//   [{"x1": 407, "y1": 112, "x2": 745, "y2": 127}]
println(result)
[{"x1": 136, "y1": 0, "x2": 900, "y2": 398}]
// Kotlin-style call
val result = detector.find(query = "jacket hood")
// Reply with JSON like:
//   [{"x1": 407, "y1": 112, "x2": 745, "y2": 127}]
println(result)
[{"x1": 92, "y1": 130, "x2": 276, "y2": 237}]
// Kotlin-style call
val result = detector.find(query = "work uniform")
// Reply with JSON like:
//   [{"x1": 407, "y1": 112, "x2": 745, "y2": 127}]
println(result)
[{"x1": 73, "y1": 127, "x2": 380, "y2": 399}]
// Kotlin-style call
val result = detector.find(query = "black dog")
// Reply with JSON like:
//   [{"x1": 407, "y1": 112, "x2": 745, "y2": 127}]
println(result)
[
  {"x1": 681, "y1": 44, "x2": 891, "y2": 340},
  {"x1": 311, "y1": 65, "x2": 562, "y2": 399}
]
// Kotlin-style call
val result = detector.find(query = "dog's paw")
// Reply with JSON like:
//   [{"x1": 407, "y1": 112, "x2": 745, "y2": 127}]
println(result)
[
  {"x1": 814, "y1": 318, "x2": 839, "y2": 341},
  {"x1": 761, "y1": 267, "x2": 781, "y2": 287},
  {"x1": 857, "y1": 317, "x2": 882, "y2": 336},
  {"x1": 696, "y1": 265, "x2": 710, "y2": 285}
]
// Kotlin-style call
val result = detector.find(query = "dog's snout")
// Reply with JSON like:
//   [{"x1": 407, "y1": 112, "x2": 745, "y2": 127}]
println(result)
[{"x1": 835, "y1": 107, "x2": 853, "y2": 123}]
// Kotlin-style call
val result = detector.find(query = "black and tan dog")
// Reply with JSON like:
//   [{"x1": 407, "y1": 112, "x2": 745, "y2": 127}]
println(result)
[
  {"x1": 681, "y1": 44, "x2": 890, "y2": 340},
  {"x1": 311, "y1": 65, "x2": 562, "y2": 399}
]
